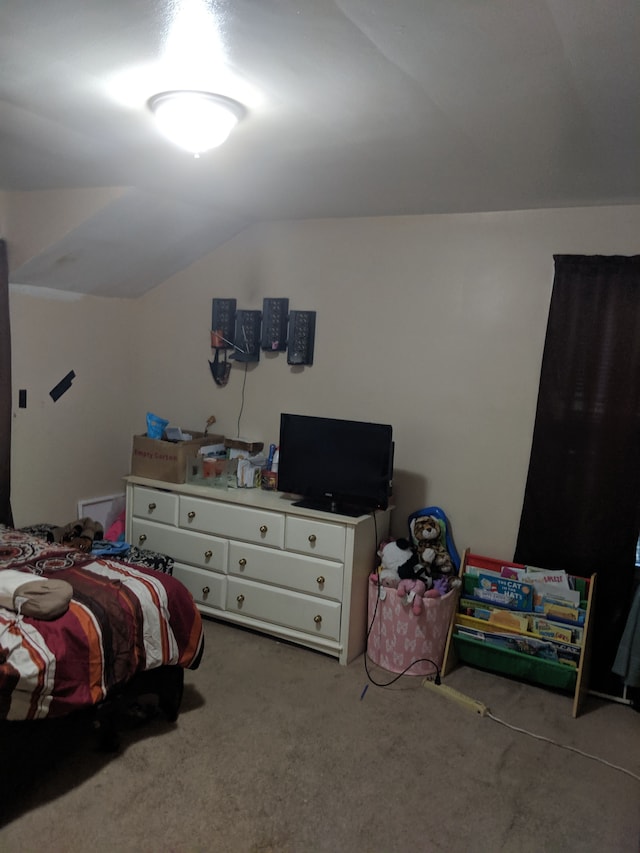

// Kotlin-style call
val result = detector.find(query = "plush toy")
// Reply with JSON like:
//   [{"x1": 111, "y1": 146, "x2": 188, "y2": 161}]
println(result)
[
  {"x1": 53, "y1": 517, "x2": 104, "y2": 553},
  {"x1": 397, "y1": 574, "x2": 451, "y2": 613},
  {"x1": 410, "y1": 515, "x2": 455, "y2": 578},
  {"x1": 369, "y1": 538, "x2": 415, "y2": 588},
  {"x1": 397, "y1": 578, "x2": 427, "y2": 614},
  {"x1": 431, "y1": 576, "x2": 450, "y2": 597}
]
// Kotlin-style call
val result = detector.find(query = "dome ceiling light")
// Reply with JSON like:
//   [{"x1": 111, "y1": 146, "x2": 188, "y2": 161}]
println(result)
[{"x1": 148, "y1": 90, "x2": 245, "y2": 156}]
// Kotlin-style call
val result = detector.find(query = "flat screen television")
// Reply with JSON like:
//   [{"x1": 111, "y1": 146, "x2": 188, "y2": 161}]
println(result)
[{"x1": 277, "y1": 413, "x2": 394, "y2": 516}]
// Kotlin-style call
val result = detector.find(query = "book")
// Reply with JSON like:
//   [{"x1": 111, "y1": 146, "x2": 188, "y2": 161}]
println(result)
[
  {"x1": 551, "y1": 640, "x2": 582, "y2": 668},
  {"x1": 459, "y1": 598, "x2": 494, "y2": 621},
  {"x1": 488, "y1": 610, "x2": 530, "y2": 632},
  {"x1": 524, "y1": 567, "x2": 572, "y2": 589},
  {"x1": 459, "y1": 598, "x2": 532, "y2": 632},
  {"x1": 456, "y1": 626, "x2": 558, "y2": 661},
  {"x1": 530, "y1": 616, "x2": 574, "y2": 644},
  {"x1": 466, "y1": 562, "x2": 522, "y2": 578},
  {"x1": 531, "y1": 583, "x2": 581, "y2": 611},
  {"x1": 474, "y1": 572, "x2": 533, "y2": 612},
  {"x1": 542, "y1": 602, "x2": 586, "y2": 625},
  {"x1": 500, "y1": 565, "x2": 526, "y2": 580}
]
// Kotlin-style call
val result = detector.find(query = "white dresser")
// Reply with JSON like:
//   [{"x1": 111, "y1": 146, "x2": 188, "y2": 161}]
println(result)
[{"x1": 125, "y1": 476, "x2": 391, "y2": 664}]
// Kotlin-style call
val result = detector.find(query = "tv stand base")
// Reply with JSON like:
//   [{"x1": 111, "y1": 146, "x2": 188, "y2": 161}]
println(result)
[{"x1": 292, "y1": 497, "x2": 369, "y2": 518}]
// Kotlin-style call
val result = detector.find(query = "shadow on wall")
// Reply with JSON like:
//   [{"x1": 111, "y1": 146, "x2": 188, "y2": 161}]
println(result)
[{"x1": 390, "y1": 468, "x2": 428, "y2": 534}]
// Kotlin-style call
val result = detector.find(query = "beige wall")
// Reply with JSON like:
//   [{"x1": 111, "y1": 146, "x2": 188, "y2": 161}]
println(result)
[
  {"x1": 8, "y1": 204, "x2": 640, "y2": 557},
  {"x1": 133, "y1": 205, "x2": 640, "y2": 556},
  {"x1": 9, "y1": 286, "x2": 135, "y2": 525}
]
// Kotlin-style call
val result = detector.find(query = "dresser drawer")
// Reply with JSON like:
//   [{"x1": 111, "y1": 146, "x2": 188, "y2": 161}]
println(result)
[
  {"x1": 131, "y1": 519, "x2": 228, "y2": 572},
  {"x1": 285, "y1": 516, "x2": 346, "y2": 560},
  {"x1": 132, "y1": 486, "x2": 178, "y2": 525},
  {"x1": 228, "y1": 541, "x2": 343, "y2": 600},
  {"x1": 180, "y1": 496, "x2": 285, "y2": 548},
  {"x1": 172, "y1": 563, "x2": 226, "y2": 610},
  {"x1": 125, "y1": 475, "x2": 391, "y2": 665},
  {"x1": 227, "y1": 577, "x2": 341, "y2": 640}
]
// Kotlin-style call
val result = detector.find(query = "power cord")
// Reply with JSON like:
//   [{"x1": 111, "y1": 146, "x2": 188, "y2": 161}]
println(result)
[
  {"x1": 362, "y1": 519, "x2": 640, "y2": 783},
  {"x1": 422, "y1": 678, "x2": 640, "y2": 781},
  {"x1": 485, "y1": 710, "x2": 640, "y2": 783},
  {"x1": 236, "y1": 362, "x2": 248, "y2": 437}
]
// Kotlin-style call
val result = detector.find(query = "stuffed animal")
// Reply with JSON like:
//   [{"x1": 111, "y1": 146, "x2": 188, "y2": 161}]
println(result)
[
  {"x1": 369, "y1": 538, "x2": 415, "y2": 588},
  {"x1": 397, "y1": 574, "x2": 450, "y2": 614},
  {"x1": 397, "y1": 578, "x2": 427, "y2": 614},
  {"x1": 410, "y1": 515, "x2": 455, "y2": 577},
  {"x1": 53, "y1": 517, "x2": 104, "y2": 553},
  {"x1": 431, "y1": 576, "x2": 450, "y2": 597}
]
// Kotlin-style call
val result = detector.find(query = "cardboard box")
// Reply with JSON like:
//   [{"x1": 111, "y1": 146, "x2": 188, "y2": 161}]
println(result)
[
  {"x1": 131, "y1": 431, "x2": 224, "y2": 483},
  {"x1": 224, "y1": 437, "x2": 264, "y2": 455}
]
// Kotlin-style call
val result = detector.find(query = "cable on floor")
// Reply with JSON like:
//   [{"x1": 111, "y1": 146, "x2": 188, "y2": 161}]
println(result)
[{"x1": 486, "y1": 710, "x2": 640, "y2": 783}]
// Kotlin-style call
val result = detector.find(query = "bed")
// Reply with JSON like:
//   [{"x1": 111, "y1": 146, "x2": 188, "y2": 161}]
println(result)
[{"x1": 0, "y1": 524, "x2": 203, "y2": 743}]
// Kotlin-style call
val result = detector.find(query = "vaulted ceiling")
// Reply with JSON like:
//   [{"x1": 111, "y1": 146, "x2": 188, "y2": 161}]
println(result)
[{"x1": 2, "y1": 0, "x2": 639, "y2": 297}]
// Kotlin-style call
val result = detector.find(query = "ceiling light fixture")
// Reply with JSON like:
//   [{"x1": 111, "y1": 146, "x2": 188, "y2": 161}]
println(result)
[{"x1": 148, "y1": 90, "x2": 245, "y2": 156}]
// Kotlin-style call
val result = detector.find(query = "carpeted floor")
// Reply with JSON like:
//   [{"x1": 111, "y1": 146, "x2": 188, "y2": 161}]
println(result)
[{"x1": 1, "y1": 616, "x2": 639, "y2": 852}]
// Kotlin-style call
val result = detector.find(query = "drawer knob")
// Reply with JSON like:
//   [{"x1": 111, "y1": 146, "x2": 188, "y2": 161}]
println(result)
[
  {"x1": 148, "y1": 502, "x2": 156, "y2": 511},
  {"x1": 238, "y1": 558, "x2": 247, "y2": 567},
  {"x1": 204, "y1": 550, "x2": 213, "y2": 559},
  {"x1": 236, "y1": 594, "x2": 245, "y2": 604},
  {"x1": 259, "y1": 525, "x2": 268, "y2": 534},
  {"x1": 313, "y1": 614, "x2": 322, "y2": 624},
  {"x1": 188, "y1": 511, "x2": 196, "y2": 520},
  {"x1": 308, "y1": 534, "x2": 317, "y2": 544},
  {"x1": 316, "y1": 575, "x2": 325, "y2": 585},
  {"x1": 202, "y1": 586, "x2": 210, "y2": 598},
  {"x1": 138, "y1": 533, "x2": 147, "y2": 543}
]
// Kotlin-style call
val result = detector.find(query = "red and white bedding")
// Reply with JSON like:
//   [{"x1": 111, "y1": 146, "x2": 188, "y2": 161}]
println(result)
[{"x1": 0, "y1": 525, "x2": 203, "y2": 721}]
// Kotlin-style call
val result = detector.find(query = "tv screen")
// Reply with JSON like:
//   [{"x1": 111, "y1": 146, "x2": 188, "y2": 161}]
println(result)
[{"x1": 277, "y1": 413, "x2": 394, "y2": 516}]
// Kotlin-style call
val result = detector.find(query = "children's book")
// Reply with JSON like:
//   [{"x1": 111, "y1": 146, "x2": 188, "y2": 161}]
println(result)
[
  {"x1": 486, "y1": 609, "x2": 530, "y2": 632},
  {"x1": 499, "y1": 565, "x2": 527, "y2": 580},
  {"x1": 531, "y1": 583, "x2": 581, "y2": 610},
  {"x1": 473, "y1": 572, "x2": 533, "y2": 612},
  {"x1": 456, "y1": 626, "x2": 558, "y2": 661},
  {"x1": 524, "y1": 567, "x2": 572, "y2": 589},
  {"x1": 459, "y1": 598, "x2": 494, "y2": 621},
  {"x1": 530, "y1": 617, "x2": 574, "y2": 644},
  {"x1": 551, "y1": 641, "x2": 582, "y2": 668},
  {"x1": 459, "y1": 597, "x2": 532, "y2": 633},
  {"x1": 542, "y1": 601, "x2": 586, "y2": 625}
]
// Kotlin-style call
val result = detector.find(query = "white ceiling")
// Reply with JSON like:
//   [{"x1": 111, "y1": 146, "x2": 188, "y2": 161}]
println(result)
[{"x1": 2, "y1": 0, "x2": 639, "y2": 297}]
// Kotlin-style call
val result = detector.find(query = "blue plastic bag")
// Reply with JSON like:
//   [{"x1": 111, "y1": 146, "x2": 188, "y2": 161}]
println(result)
[{"x1": 146, "y1": 411, "x2": 169, "y2": 439}]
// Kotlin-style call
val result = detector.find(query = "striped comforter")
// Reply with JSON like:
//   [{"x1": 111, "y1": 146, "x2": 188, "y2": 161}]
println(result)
[{"x1": 0, "y1": 525, "x2": 203, "y2": 720}]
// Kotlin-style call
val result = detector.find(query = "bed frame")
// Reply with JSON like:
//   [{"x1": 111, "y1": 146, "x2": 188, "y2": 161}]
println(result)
[{"x1": 93, "y1": 665, "x2": 185, "y2": 751}]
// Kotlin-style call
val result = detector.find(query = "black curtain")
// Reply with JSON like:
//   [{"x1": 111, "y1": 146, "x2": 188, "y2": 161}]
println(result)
[
  {"x1": 0, "y1": 239, "x2": 13, "y2": 527},
  {"x1": 514, "y1": 254, "x2": 640, "y2": 693}
]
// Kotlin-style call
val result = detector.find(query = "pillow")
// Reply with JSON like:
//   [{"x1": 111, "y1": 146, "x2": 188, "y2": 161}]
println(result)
[{"x1": 0, "y1": 569, "x2": 73, "y2": 620}]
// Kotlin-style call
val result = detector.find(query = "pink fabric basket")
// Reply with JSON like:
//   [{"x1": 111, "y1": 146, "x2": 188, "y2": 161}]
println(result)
[{"x1": 367, "y1": 583, "x2": 459, "y2": 676}]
